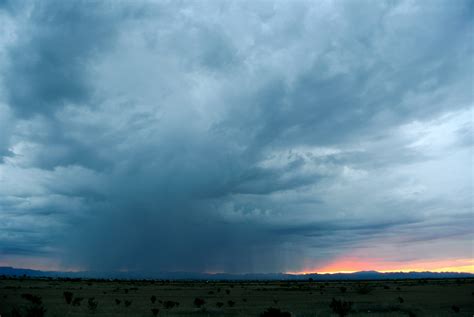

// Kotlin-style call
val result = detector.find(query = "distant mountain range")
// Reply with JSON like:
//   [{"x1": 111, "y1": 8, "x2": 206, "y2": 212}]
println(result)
[{"x1": 1, "y1": 267, "x2": 472, "y2": 280}]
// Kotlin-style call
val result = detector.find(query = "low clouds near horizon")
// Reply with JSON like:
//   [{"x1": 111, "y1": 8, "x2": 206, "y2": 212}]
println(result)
[{"x1": 0, "y1": 0, "x2": 472, "y2": 273}]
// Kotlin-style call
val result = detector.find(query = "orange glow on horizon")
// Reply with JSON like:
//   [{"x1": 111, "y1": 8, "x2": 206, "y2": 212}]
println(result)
[
  {"x1": 0, "y1": 257, "x2": 82, "y2": 273},
  {"x1": 287, "y1": 257, "x2": 474, "y2": 275}
]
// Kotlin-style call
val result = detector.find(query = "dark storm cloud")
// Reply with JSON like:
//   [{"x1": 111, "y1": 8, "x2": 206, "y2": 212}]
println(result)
[
  {"x1": 3, "y1": 0, "x2": 135, "y2": 116},
  {"x1": 0, "y1": 0, "x2": 472, "y2": 273}
]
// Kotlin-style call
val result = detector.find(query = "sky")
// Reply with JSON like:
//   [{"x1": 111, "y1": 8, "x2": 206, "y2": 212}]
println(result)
[{"x1": 0, "y1": 0, "x2": 472, "y2": 274}]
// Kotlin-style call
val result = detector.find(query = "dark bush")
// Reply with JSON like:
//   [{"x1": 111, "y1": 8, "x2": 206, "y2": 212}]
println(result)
[
  {"x1": 397, "y1": 296, "x2": 404, "y2": 303},
  {"x1": 124, "y1": 300, "x2": 132, "y2": 307},
  {"x1": 115, "y1": 299, "x2": 121, "y2": 305},
  {"x1": 355, "y1": 284, "x2": 373, "y2": 295},
  {"x1": 151, "y1": 308, "x2": 160, "y2": 316},
  {"x1": 11, "y1": 307, "x2": 22, "y2": 317},
  {"x1": 228, "y1": 300, "x2": 235, "y2": 307},
  {"x1": 163, "y1": 300, "x2": 179, "y2": 309},
  {"x1": 21, "y1": 294, "x2": 42, "y2": 305},
  {"x1": 452, "y1": 305, "x2": 460, "y2": 313},
  {"x1": 216, "y1": 302, "x2": 224, "y2": 308},
  {"x1": 194, "y1": 297, "x2": 205, "y2": 308},
  {"x1": 226, "y1": 289, "x2": 230, "y2": 295},
  {"x1": 25, "y1": 305, "x2": 47, "y2": 317},
  {"x1": 329, "y1": 298, "x2": 353, "y2": 317},
  {"x1": 260, "y1": 307, "x2": 291, "y2": 317},
  {"x1": 88, "y1": 297, "x2": 98, "y2": 312},
  {"x1": 63, "y1": 291, "x2": 73, "y2": 304},
  {"x1": 339, "y1": 287, "x2": 347, "y2": 293},
  {"x1": 151, "y1": 295, "x2": 157, "y2": 304},
  {"x1": 72, "y1": 297, "x2": 83, "y2": 306}
]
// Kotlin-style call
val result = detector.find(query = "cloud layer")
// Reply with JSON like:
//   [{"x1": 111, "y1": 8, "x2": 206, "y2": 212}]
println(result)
[{"x1": 0, "y1": 0, "x2": 472, "y2": 273}]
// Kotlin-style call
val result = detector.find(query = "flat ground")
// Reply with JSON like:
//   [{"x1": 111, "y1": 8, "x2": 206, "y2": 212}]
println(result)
[{"x1": 0, "y1": 278, "x2": 473, "y2": 316}]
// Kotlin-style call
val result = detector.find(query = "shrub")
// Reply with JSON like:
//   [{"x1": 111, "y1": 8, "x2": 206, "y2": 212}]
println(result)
[
  {"x1": 21, "y1": 294, "x2": 42, "y2": 305},
  {"x1": 228, "y1": 300, "x2": 235, "y2": 307},
  {"x1": 25, "y1": 305, "x2": 47, "y2": 317},
  {"x1": 124, "y1": 300, "x2": 132, "y2": 307},
  {"x1": 115, "y1": 299, "x2": 121, "y2": 305},
  {"x1": 151, "y1": 295, "x2": 157, "y2": 304},
  {"x1": 216, "y1": 302, "x2": 224, "y2": 308},
  {"x1": 72, "y1": 297, "x2": 83, "y2": 306},
  {"x1": 163, "y1": 300, "x2": 179, "y2": 309},
  {"x1": 151, "y1": 308, "x2": 160, "y2": 316},
  {"x1": 355, "y1": 284, "x2": 373, "y2": 295},
  {"x1": 88, "y1": 297, "x2": 98, "y2": 312},
  {"x1": 452, "y1": 305, "x2": 460, "y2": 313},
  {"x1": 11, "y1": 307, "x2": 22, "y2": 317},
  {"x1": 194, "y1": 297, "x2": 205, "y2": 308},
  {"x1": 397, "y1": 296, "x2": 404, "y2": 303},
  {"x1": 226, "y1": 289, "x2": 230, "y2": 295},
  {"x1": 63, "y1": 291, "x2": 73, "y2": 304},
  {"x1": 260, "y1": 307, "x2": 291, "y2": 317},
  {"x1": 329, "y1": 298, "x2": 353, "y2": 317},
  {"x1": 339, "y1": 287, "x2": 347, "y2": 294}
]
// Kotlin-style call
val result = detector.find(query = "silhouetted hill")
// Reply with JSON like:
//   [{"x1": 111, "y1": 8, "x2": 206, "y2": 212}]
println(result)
[{"x1": 0, "y1": 266, "x2": 472, "y2": 280}]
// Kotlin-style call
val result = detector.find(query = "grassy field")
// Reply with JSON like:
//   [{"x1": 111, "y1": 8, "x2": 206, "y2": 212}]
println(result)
[{"x1": 0, "y1": 277, "x2": 473, "y2": 316}]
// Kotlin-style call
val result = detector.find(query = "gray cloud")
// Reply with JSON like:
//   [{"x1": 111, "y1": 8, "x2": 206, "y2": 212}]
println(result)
[{"x1": 0, "y1": 0, "x2": 472, "y2": 273}]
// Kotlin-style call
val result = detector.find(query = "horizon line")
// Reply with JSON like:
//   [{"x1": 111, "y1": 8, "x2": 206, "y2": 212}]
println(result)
[{"x1": 2, "y1": 266, "x2": 473, "y2": 276}]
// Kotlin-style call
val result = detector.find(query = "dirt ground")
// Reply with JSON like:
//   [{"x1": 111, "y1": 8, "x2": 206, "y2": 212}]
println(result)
[{"x1": 0, "y1": 277, "x2": 473, "y2": 316}]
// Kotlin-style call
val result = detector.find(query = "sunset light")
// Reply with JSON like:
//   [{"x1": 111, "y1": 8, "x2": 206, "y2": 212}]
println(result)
[{"x1": 288, "y1": 257, "x2": 474, "y2": 275}]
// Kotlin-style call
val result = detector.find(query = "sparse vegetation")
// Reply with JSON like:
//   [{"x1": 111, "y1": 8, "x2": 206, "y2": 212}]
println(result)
[
  {"x1": 0, "y1": 277, "x2": 472, "y2": 316},
  {"x1": 21, "y1": 293, "x2": 42, "y2": 305},
  {"x1": 72, "y1": 297, "x2": 83, "y2": 306},
  {"x1": 24, "y1": 304, "x2": 47, "y2": 317},
  {"x1": 88, "y1": 297, "x2": 98, "y2": 312},
  {"x1": 11, "y1": 307, "x2": 22, "y2": 317},
  {"x1": 163, "y1": 300, "x2": 179, "y2": 309},
  {"x1": 355, "y1": 284, "x2": 373, "y2": 295},
  {"x1": 329, "y1": 298, "x2": 353, "y2": 317},
  {"x1": 194, "y1": 297, "x2": 205, "y2": 308},
  {"x1": 63, "y1": 291, "x2": 73, "y2": 304},
  {"x1": 452, "y1": 305, "x2": 460, "y2": 313},
  {"x1": 260, "y1": 307, "x2": 291, "y2": 317}
]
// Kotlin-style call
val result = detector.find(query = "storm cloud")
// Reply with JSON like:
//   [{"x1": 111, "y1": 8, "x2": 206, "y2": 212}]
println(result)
[{"x1": 0, "y1": 0, "x2": 472, "y2": 273}]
